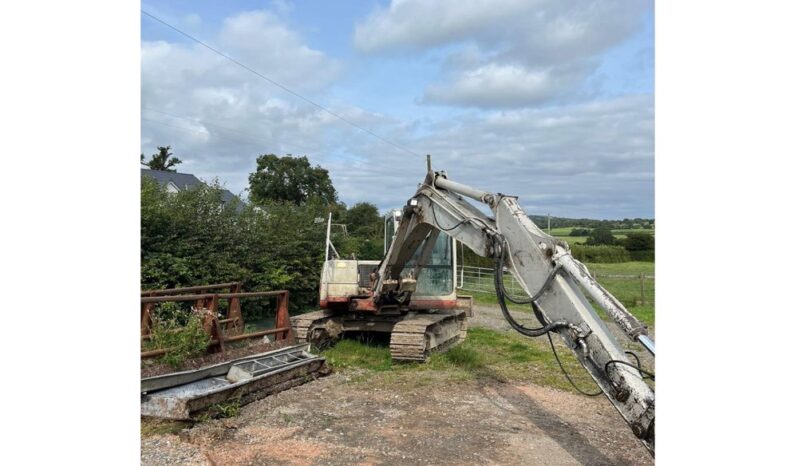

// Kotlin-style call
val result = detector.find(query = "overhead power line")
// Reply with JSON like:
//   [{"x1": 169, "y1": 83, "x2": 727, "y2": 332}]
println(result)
[{"x1": 141, "y1": 9, "x2": 421, "y2": 158}]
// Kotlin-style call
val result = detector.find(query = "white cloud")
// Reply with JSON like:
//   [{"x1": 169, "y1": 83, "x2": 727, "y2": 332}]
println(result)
[
  {"x1": 354, "y1": 0, "x2": 531, "y2": 52},
  {"x1": 355, "y1": 0, "x2": 650, "y2": 108},
  {"x1": 355, "y1": 0, "x2": 645, "y2": 61},
  {"x1": 142, "y1": 6, "x2": 653, "y2": 219},
  {"x1": 325, "y1": 95, "x2": 654, "y2": 218},
  {"x1": 141, "y1": 9, "x2": 348, "y2": 194},
  {"x1": 424, "y1": 63, "x2": 587, "y2": 108}
]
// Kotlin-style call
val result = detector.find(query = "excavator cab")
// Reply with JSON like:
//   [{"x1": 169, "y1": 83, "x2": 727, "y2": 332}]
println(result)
[
  {"x1": 317, "y1": 210, "x2": 459, "y2": 310},
  {"x1": 384, "y1": 209, "x2": 456, "y2": 299},
  {"x1": 296, "y1": 209, "x2": 471, "y2": 361}
]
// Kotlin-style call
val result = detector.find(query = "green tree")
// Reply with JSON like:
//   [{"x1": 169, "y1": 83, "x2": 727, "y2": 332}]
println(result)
[
  {"x1": 622, "y1": 232, "x2": 655, "y2": 251},
  {"x1": 345, "y1": 202, "x2": 381, "y2": 237},
  {"x1": 249, "y1": 154, "x2": 337, "y2": 205},
  {"x1": 586, "y1": 226, "x2": 617, "y2": 246},
  {"x1": 569, "y1": 228, "x2": 591, "y2": 236},
  {"x1": 141, "y1": 177, "x2": 328, "y2": 314},
  {"x1": 142, "y1": 146, "x2": 183, "y2": 171}
]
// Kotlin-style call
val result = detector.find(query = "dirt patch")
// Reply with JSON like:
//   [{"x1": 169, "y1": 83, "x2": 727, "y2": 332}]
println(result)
[
  {"x1": 142, "y1": 303, "x2": 654, "y2": 465},
  {"x1": 142, "y1": 368, "x2": 652, "y2": 465}
]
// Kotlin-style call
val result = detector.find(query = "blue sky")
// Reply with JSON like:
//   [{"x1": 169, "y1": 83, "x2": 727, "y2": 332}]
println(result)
[{"x1": 141, "y1": 0, "x2": 654, "y2": 219}]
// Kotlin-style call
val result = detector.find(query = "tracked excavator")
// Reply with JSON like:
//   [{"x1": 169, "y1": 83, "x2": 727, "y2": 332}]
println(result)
[{"x1": 292, "y1": 156, "x2": 655, "y2": 454}]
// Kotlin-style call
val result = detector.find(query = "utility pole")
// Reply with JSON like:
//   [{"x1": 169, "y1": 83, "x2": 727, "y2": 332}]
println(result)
[{"x1": 547, "y1": 213, "x2": 551, "y2": 235}]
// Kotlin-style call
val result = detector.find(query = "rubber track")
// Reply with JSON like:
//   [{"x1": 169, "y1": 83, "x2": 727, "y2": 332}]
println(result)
[
  {"x1": 290, "y1": 310, "x2": 335, "y2": 343},
  {"x1": 390, "y1": 309, "x2": 467, "y2": 362}
]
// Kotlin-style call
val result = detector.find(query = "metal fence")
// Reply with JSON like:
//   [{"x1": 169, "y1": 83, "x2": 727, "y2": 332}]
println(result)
[
  {"x1": 457, "y1": 266, "x2": 527, "y2": 298},
  {"x1": 457, "y1": 265, "x2": 654, "y2": 303}
]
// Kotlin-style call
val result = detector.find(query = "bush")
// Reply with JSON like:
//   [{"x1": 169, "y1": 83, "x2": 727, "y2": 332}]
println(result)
[
  {"x1": 141, "y1": 177, "x2": 329, "y2": 316},
  {"x1": 570, "y1": 244, "x2": 631, "y2": 263},
  {"x1": 622, "y1": 232, "x2": 655, "y2": 251},
  {"x1": 586, "y1": 226, "x2": 617, "y2": 246},
  {"x1": 141, "y1": 177, "x2": 388, "y2": 316},
  {"x1": 150, "y1": 313, "x2": 211, "y2": 368},
  {"x1": 629, "y1": 250, "x2": 655, "y2": 261},
  {"x1": 151, "y1": 301, "x2": 192, "y2": 326}
]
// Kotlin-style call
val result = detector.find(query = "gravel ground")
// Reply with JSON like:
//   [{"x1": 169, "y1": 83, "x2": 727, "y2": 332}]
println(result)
[
  {"x1": 141, "y1": 369, "x2": 652, "y2": 465},
  {"x1": 142, "y1": 303, "x2": 655, "y2": 465}
]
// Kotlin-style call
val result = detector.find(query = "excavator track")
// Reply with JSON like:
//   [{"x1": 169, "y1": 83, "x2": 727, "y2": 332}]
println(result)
[
  {"x1": 292, "y1": 308, "x2": 469, "y2": 362},
  {"x1": 291, "y1": 310, "x2": 342, "y2": 349},
  {"x1": 389, "y1": 309, "x2": 467, "y2": 362}
]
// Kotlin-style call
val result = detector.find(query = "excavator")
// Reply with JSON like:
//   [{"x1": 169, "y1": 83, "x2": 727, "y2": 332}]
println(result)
[{"x1": 292, "y1": 156, "x2": 655, "y2": 455}]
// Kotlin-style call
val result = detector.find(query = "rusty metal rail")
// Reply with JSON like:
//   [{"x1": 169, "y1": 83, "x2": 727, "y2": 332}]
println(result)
[
  {"x1": 142, "y1": 282, "x2": 245, "y2": 336},
  {"x1": 141, "y1": 286, "x2": 293, "y2": 360},
  {"x1": 141, "y1": 282, "x2": 242, "y2": 296}
]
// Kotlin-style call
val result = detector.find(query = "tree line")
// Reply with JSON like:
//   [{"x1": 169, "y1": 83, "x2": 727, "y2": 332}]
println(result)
[
  {"x1": 529, "y1": 214, "x2": 654, "y2": 231},
  {"x1": 141, "y1": 149, "x2": 383, "y2": 317},
  {"x1": 141, "y1": 147, "x2": 655, "y2": 319}
]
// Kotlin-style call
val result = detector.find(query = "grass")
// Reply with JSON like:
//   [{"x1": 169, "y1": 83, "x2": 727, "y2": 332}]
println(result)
[
  {"x1": 470, "y1": 290, "x2": 533, "y2": 312},
  {"x1": 322, "y1": 338, "x2": 393, "y2": 372},
  {"x1": 584, "y1": 262, "x2": 655, "y2": 327},
  {"x1": 555, "y1": 236, "x2": 588, "y2": 246},
  {"x1": 321, "y1": 327, "x2": 602, "y2": 394},
  {"x1": 626, "y1": 305, "x2": 654, "y2": 328},
  {"x1": 586, "y1": 261, "x2": 654, "y2": 275},
  {"x1": 549, "y1": 226, "x2": 654, "y2": 247},
  {"x1": 549, "y1": 227, "x2": 574, "y2": 236},
  {"x1": 470, "y1": 288, "x2": 653, "y2": 328},
  {"x1": 611, "y1": 228, "x2": 654, "y2": 235},
  {"x1": 463, "y1": 261, "x2": 655, "y2": 327},
  {"x1": 547, "y1": 226, "x2": 655, "y2": 236}
]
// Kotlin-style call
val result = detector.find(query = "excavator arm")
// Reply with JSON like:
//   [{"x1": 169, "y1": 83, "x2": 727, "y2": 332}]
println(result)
[{"x1": 374, "y1": 157, "x2": 655, "y2": 455}]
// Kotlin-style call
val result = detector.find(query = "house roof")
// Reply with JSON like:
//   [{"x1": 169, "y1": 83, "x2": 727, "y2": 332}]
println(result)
[{"x1": 141, "y1": 168, "x2": 239, "y2": 206}]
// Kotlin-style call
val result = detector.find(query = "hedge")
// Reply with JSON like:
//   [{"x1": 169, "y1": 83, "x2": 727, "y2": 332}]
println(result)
[
  {"x1": 629, "y1": 250, "x2": 655, "y2": 262},
  {"x1": 569, "y1": 244, "x2": 631, "y2": 263}
]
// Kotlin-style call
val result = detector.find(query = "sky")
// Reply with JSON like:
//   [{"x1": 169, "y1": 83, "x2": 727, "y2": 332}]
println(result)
[{"x1": 141, "y1": 0, "x2": 654, "y2": 219}]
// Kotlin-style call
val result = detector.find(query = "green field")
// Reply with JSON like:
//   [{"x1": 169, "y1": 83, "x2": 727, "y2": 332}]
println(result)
[
  {"x1": 555, "y1": 236, "x2": 588, "y2": 246},
  {"x1": 549, "y1": 227, "x2": 574, "y2": 236},
  {"x1": 586, "y1": 261, "x2": 654, "y2": 275},
  {"x1": 611, "y1": 228, "x2": 655, "y2": 235},
  {"x1": 547, "y1": 226, "x2": 654, "y2": 247},
  {"x1": 465, "y1": 261, "x2": 654, "y2": 327}
]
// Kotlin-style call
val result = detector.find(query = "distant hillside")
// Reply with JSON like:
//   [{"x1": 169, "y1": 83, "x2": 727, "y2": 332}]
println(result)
[{"x1": 528, "y1": 215, "x2": 654, "y2": 231}]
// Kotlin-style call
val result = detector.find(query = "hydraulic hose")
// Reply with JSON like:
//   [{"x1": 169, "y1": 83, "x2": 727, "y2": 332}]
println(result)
[{"x1": 492, "y1": 236, "x2": 568, "y2": 337}]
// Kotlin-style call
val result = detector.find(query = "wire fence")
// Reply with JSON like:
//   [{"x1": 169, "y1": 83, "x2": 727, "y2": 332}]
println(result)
[{"x1": 456, "y1": 266, "x2": 655, "y2": 305}]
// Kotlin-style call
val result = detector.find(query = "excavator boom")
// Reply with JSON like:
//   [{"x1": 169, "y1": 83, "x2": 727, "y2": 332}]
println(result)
[{"x1": 374, "y1": 156, "x2": 655, "y2": 454}]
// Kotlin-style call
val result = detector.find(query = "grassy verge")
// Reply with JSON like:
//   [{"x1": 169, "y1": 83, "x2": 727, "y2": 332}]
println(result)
[
  {"x1": 467, "y1": 291, "x2": 656, "y2": 327},
  {"x1": 465, "y1": 266, "x2": 655, "y2": 328},
  {"x1": 321, "y1": 327, "x2": 603, "y2": 394},
  {"x1": 585, "y1": 261, "x2": 654, "y2": 275},
  {"x1": 469, "y1": 290, "x2": 533, "y2": 312}
]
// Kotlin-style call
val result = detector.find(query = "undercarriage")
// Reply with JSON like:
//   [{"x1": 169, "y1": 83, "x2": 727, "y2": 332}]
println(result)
[{"x1": 291, "y1": 307, "x2": 468, "y2": 362}]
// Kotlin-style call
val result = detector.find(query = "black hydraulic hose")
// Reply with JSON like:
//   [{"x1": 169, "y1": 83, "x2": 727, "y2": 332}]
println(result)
[
  {"x1": 492, "y1": 235, "x2": 604, "y2": 396},
  {"x1": 606, "y1": 359, "x2": 656, "y2": 381},
  {"x1": 492, "y1": 237, "x2": 568, "y2": 337},
  {"x1": 495, "y1": 236, "x2": 561, "y2": 306},
  {"x1": 494, "y1": 236, "x2": 534, "y2": 304}
]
